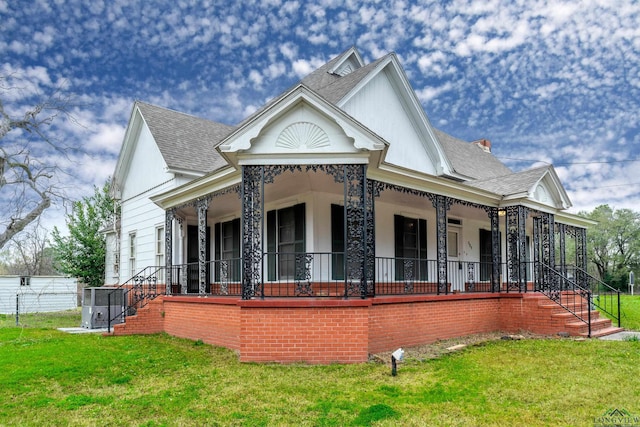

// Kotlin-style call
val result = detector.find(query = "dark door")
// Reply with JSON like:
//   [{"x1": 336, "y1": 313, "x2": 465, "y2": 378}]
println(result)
[{"x1": 187, "y1": 225, "x2": 211, "y2": 293}]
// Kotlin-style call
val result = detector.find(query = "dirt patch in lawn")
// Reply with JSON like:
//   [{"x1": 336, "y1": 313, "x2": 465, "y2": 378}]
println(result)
[{"x1": 369, "y1": 331, "x2": 554, "y2": 364}]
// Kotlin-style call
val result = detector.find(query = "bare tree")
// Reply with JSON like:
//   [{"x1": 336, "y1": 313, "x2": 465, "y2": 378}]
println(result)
[
  {"x1": 0, "y1": 221, "x2": 58, "y2": 275},
  {"x1": 0, "y1": 76, "x2": 73, "y2": 250}
]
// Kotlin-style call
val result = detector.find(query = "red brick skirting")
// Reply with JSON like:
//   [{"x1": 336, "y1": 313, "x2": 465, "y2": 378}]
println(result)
[{"x1": 110, "y1": 292, "x2": 590, "y2": 364}]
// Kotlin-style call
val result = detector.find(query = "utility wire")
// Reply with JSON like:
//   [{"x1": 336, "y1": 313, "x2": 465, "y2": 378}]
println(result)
[{"x1": 498, "y1": 157, "x2": 640, "y2": 166}]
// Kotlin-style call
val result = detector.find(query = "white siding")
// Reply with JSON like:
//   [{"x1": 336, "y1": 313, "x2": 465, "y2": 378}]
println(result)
[
  {"x1": 113, "y1": 122, "x2": 195, "y2": 283},
  {"x1": 121, "y1": 124, "x2": 172, "y2": 200},
  {"x1": 0, "y1": 276, "x2": 78, "y2": 314},
  {"x1": 342, "y1": 71, "x2": 438, "y2": 175},
  {"x1": 104, "y1": 232, "x2": 119, "y2": 286},
  {"x1": 119, "y1": 181, "x2": 175, "y2": 279}
]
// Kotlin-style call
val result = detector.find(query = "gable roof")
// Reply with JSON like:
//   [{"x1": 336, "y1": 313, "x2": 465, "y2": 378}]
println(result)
[
  {"x1": 302, "y1": 50, "x2": 390, "y2": 105},
  {"x1": 465, "y1": 165, "x2": 572, "y2": 209},
  {"x1": 136, "y1": 101, "x2": 235, "y2": 174},
  {"x1": 434, "y1": 129, "x2": 512, "y2": 181},
  {"x1": 129, "y1": 47, "x2": 573, "y2": 212}
]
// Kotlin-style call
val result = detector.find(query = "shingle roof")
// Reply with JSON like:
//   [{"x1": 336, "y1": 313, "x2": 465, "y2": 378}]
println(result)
[
  {"x1": 434, "y1": 129, "x2": 512, "y2": 181},
  {"x1": 302, "y1": 53, "x2": 390, "y2": 104},
  {"x1": 465, "y1": 165, "x2": 550, "y2": 196},
  {"x1": 229, "y1": 49, "x2": 383, "y2": 134},
  {"x1": 134, "y1": 50, "x2": 552, "y2": 204},
  {"x1": 136, "y1": 102, "x2": 235, "y2": 174}
]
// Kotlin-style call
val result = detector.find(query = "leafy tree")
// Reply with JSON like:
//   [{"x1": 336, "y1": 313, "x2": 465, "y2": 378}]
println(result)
[
  {"x1": 581, "y1": 204, "x2": 640, "y2": 291},
  {"x1": 51, "y1": 180, "x2": 117, "y2": 287}
]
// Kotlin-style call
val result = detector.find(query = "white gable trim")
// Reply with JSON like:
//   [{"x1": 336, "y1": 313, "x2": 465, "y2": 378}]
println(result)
[
  {"x1": 499, "y1": 167, "x2": 572, "y2": 210},
  {"x1": 218, "y1": 85, "x2": 387, "y2": 167},
  {"x1": 112, "y1": 104, "x2": 145, "y2": 199},
  {"x1": 529, "y1": 167, "x2": 572, "y2": 210}
]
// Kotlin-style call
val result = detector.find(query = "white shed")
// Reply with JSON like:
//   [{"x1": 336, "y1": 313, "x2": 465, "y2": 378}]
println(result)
[{"x1": 0, "y1": 276, "x2": 79, "y2": 314}]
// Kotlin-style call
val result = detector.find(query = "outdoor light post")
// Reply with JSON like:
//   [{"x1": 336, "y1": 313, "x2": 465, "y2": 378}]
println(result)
[
  {"x1": 630, "y1": 271, "x2": 635, "y2": 296},
  {"x1": 391, "y1": 348, "x2": 404, "y2": 376}
]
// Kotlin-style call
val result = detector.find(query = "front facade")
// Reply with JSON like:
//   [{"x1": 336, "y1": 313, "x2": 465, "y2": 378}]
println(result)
[{"x1": 107, "y1": 48, "x2": 617, "y2": 363}]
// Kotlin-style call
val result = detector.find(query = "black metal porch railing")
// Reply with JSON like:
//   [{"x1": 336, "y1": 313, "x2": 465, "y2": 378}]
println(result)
[
  {"x1": 107, "y1": 265, "x2": 168, "y2": 332},
  {"x1": 260, "y1": 252, "x2": 348, "y2": 297},
  {"x1": 536, "y1": 263, "x2": 592, "y2": 336},
  {"x1": 573, "y1": 266, "x2": 621, "y2": 328}
]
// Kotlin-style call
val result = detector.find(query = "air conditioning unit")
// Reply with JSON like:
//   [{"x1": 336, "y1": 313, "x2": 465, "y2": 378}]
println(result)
[{"x1": 81, "y1": 287, "x2": 125, "y2": 329}]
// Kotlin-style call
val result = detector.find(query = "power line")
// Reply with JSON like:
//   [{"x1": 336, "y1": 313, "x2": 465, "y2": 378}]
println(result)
[
  {"x1": 569, "y1": 182, "x2": 640, "y2": 191},
  {"x1": 498, "y1": 157, "x2": 640, "y2": 166}
]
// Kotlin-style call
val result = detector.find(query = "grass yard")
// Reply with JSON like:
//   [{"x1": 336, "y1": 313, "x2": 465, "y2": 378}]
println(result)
[
  {"x1": 619, "y1": 294, "x2": 640, "y2": 330},
  {"x1": 0, "y1": 326, "x2": 639, "y2": 426},
  {"x1": 0, "y1": 308, "x2": 82, "y2": 329}
]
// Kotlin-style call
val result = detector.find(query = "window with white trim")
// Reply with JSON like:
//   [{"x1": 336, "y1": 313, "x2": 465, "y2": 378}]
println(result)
[
  {"x1": 156, "y1": 226, "x2": 165, "y2": 282},
  {"x1": 129, "y1": 232, "x2": 136, "y2": 276}
]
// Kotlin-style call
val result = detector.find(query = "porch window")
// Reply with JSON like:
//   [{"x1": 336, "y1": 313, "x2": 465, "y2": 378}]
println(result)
[
  {"x1": 267, "y1": 203, "x2": 305, "y2": 281},
  {"x1": 214, "y1": 218, "x2": 241, "y2": 282},
  {"x1": 394, "y1": 215, "x2": 427, "y2": 280}
]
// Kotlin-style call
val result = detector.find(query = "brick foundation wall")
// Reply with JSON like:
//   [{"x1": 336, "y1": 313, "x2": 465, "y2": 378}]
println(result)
[
  {"x1": 163, "y1": 297, "x2": 241, "y2": 350},
  {"x1": 238, "y1": 299, "x2": 371, "y2": 364},
  {"x1": 110, "y1": 292, "x2": 585, "y2": 363},
  {"x1": 368, "y1": 294, "x2": 510, "y2": 353}
]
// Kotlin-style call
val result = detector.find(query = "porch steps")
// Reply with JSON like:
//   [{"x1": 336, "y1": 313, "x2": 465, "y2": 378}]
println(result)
[
  {"x1": 530, "y1": 293, "x2": 622, "y2": 338},
  {"x1": 108, "y1": 297, "x2": 164, "y2": 336}
]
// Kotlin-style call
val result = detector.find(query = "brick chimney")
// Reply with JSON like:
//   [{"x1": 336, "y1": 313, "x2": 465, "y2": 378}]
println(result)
[{"x1": 473, "y1": 139, "x2": 491, "y2": 153}]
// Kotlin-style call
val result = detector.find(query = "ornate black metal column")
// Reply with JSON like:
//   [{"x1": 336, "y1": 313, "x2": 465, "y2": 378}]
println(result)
[
  {"x1": 343, "y1": 164, "x2": 367, "y2": 298},
  {"x1": 241, "y1": 165, "x2": 264, "y2": 299},
  {"x1": 365, "y1": 179, "x2": 376, "y2": 296},
  {"x1": 533, "y1": 216, "x2": 541, "y2": 291},
  {"x1": 506, "y1": 205, "x2": 528, "y2": 292},
  {"x1": 557, "y1": 222, "x2": 567, "y2": 289},
  {"x1": 196, "y1": 197, "x2": 210, "y2": 295},
  {"x1": 575, "y1": 226, "x2": 587, "y2": 287},
  {"x1": 165, "y1": 208, "x2": 174, "y2": 294},
  {"x1": 488, "y1": 207, "x2": 501, "y2": 292},
  {"x1": 431, "y1": 195, "x2": 450, "y2": 294}
]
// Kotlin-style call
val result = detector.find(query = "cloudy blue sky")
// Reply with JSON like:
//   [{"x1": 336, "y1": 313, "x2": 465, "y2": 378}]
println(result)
[{"x1": 1, "y1": 0, "x2": 639, "y2": 233}]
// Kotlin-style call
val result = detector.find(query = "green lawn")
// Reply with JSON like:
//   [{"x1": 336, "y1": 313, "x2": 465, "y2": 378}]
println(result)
[
  {"x1": 1, "y1": 319, "x2": 639, "y2": 426},
  {"x1": 0, "y1": 308, "x2": 82, "y2": 329},
  {"x1": 619, "y1": 294, "x2": 640, "y2": 330}
]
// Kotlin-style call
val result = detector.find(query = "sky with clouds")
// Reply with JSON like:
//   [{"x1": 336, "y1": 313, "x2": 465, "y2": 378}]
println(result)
[{"x1": 1, "y1": 0, "x2": 639, "y2": 235}]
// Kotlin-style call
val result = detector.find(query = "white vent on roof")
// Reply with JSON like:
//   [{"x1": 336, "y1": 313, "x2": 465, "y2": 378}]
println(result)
[{"x1": 336, "y1": 64, "x2": 354, "y2": 76}]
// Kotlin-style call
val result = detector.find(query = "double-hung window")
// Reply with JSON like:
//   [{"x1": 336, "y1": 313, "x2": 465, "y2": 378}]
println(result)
[
  {"x1": 214, "y1": 218, "x2": 241, "y2": 282},
  {"x1": 267, "y1": 203, "x2": 305, "y2": 281},
  {"x1": 129, "y1": 232, "x2": 136, "y2": 276}
]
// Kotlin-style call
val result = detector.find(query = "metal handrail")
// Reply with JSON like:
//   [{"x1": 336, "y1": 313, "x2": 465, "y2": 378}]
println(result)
[
  {"x1": 574, "y1": 266, "x2": 621, "y2": 327},
  {"x1": 538, "y1": 263, "x2": 592, "y2": 337},
  {"x1": 107, "y1": 266, "x2": 167, "y2": 332}
]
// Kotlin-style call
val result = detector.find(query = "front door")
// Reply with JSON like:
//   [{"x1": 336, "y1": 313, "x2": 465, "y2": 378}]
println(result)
[{"x1": 187, "y1": 225, "x2": 211, "y2": 293}]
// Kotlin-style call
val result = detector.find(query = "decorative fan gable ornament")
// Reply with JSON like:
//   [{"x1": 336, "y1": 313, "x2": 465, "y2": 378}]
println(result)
[{"x1": 275, "y1": 122, "x2": 330, "y2": 150}]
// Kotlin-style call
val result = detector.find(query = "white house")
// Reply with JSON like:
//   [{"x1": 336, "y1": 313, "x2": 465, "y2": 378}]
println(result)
[{"x1": 105, "y1": 47, "x2": 619, "y2": 363}]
